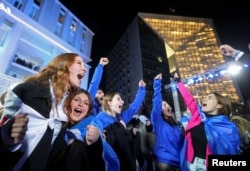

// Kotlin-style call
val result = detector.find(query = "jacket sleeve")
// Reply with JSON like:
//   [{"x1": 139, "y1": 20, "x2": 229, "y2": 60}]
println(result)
[
  {"x1": 120, "y1": 86, "x2": 146, "y2": 124},
  {"x1": 237, "y1": 53, "x2": 250, "y2": 66},
  {"x1": 88, "y1": 64, "x2": 104, "y2": 100},
  {"x1": 177, "y1": 82, "x2": 202, "y2": 129},
  {"x1": 177, "y1": 82, "x2": 199, "y2": 117},
  {"x1": 150, "y1": 79, "x2": 162, "y2": 126}
]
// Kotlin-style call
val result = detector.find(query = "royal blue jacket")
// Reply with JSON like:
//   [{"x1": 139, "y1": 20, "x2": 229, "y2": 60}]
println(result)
[
  {"x1": 88, "y1": 63, "x2": 104, "y2": 116},
  {"x1": 151, "y1": 79, "x2": 183, "y2": 167},
  {"x1": 97, "y1": 86, "x2": 146, "y2": 128}
]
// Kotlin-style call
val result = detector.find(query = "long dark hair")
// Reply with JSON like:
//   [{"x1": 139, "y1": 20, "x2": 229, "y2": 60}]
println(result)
[
  {"x1": 162, "y1": 114, "x2": 178, "y2": 126},
  {"x1": 64, "y1": 88, "x2": 93, "y2": 125}
]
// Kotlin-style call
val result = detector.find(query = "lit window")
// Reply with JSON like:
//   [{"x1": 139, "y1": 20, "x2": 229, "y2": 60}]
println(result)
[
  {"x1": 68, "y1": 19, "x2": 77, "y2": 45},
  {"x1": 70, "y1": 19, "x2": 77, "y2": 32}
]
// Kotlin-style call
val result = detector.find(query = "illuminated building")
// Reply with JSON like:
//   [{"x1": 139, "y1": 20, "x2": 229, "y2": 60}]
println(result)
[
  {"x1": 0, "y1": 0, "x2": 94, "y2": 95},
  {"x1": 106, "y1": 12, "x2": 243, "y2": 111}
]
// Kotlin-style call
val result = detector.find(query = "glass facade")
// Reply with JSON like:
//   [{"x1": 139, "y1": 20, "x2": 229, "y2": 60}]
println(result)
[
  {"x1": 140, "y1": 13, "x2": 241, "y2": 104},
  {"x1": 107, "y1": 13, "x2": 242, "y2": 112}
]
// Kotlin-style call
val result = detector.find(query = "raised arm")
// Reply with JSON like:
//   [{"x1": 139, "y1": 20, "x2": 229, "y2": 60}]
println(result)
[
  {"x1": 150, "y1": 73, "x2": 162, "y2": 125},
  {"x1": 219, "y1": 44, "x2": 249, "y2": 62},
  {"x1": 88, "y1": 57, "x2": 109, "y2": 100},
  {"x1": 174, "y1": 72, "x2": 200, "y2": 120},
  {"x1": 120, "y1": 80, "x2": 146, "y2": 124}
]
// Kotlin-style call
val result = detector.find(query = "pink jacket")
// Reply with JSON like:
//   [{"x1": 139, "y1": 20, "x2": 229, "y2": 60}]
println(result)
[{"x1": 177, "y1": 82, "x2": 212, "y2": 163}]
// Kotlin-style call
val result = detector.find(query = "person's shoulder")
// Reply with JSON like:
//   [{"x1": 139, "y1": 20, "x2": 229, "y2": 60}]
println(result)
[
  {"x1": 96, "y1": 111, "x2": 109, "y2": 119},
  {"x1": 12, "y1": 81, "x2": 37, "y2": 91}
]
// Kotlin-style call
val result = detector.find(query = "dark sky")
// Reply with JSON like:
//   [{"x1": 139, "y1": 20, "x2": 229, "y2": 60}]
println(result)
[
  {"x1": 60, "y1": 0, "x2": 250, "y2": 59},
  {"x1": 60, "y1": 0, "x2": 250, "y2": 102}
]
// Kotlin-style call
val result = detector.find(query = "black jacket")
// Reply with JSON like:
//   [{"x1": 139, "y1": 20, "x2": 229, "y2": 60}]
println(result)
[
  {"x1": 46, "y1": 136, "x2": 105, "y2": 171},
  {"x1": 0, "y1": 79, "x2": 67, "y2": 171},
  {"x1": 105, "y1": 122, "x2": 137, "y2": 171}
]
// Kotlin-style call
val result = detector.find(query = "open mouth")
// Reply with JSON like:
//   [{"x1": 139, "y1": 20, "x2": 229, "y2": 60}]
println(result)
[
  {"x1": 77, "y1": 74, "x2": 84, "y2": 79},
  {"x1": 74, "y1": 108, "x2": 82, "y2": 114}
]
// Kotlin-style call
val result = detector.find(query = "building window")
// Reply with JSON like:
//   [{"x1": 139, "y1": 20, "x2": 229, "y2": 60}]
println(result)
[
  {"x1": 13, "y1": 0, "x2": 23, "y2": 9},
  {"x1": 55, "y1": 22, "x2": 62, "y2": 36},
  {"x1": 82, "y1": 27, "x2": 86, "y2": 40},
  {"x1": 28, "y1": 4, "x2": 39, "y2": 19},
  {"x1": 58, "y1": 14, "x2": 64, "y2": 23},
  {"x1": 80, "y1": 28, "x2": 86, "y2": 52},
  {"x1": 55, "y1": 8, "x2": 65, "y2": 37},
  {"x1": 0, "y1": 19, "x2": 13, "y2": 46},
  {"x1": 34, "y1": 0, "x2": 42, "y2": 6},
  {"x1": 80, "y1": 41, "x2": 85, "y2": 53},
  {"x1": 68, "y1": 19, "x2": 77, "y2": 45},
  {"x1": 68, "y1": 32, "x2": 74, "y2": 45},
  {"x1": 70, "y1": 22, "x2": 76, "y2": 32}
]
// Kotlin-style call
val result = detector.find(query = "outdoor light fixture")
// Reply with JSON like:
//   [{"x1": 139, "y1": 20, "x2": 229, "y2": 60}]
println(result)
[{"x1": 182, "y1": 61, "x2": 247, "y2": 86}]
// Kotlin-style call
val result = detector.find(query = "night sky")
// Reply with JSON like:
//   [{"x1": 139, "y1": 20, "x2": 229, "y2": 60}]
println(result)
[{"x1": 60, "y1": 0, "x2": 250, "y2": 102}]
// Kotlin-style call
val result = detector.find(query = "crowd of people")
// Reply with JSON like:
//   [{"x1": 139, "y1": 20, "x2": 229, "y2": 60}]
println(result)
[{"x1": 0, "y1": 44, "x2": 249, "y2": 171}]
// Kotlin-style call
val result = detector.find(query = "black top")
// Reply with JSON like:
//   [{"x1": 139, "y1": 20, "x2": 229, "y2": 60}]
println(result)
[{"x1": 191, "y1": 122, "x2": 207, "y2": 159}]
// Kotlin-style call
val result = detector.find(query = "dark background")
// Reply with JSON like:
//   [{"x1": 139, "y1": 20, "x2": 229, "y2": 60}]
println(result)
[{"x1": 60, "y1": 0, "x2": 250, "y2": 102}]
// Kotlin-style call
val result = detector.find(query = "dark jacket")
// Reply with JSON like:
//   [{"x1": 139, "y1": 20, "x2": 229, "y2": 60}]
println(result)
[
  {"x1": 105, "y1": 122, "x2": 137, "y2": 171},
  {"x1": 0, "y1": 79, "x2": 67, "y2": 171},
  {"x1": 46, "y1": 137, "x2": 105, "y2": 171}
]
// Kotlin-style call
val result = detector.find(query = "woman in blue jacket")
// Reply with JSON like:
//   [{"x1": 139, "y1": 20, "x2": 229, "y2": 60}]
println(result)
[
  {"x1": 88, "y1": 57, "x2": 109, "y2": 116},
  {"x1": 97, "y1": 79, "x2": 146, "y2": 171},
  {"x1": 150, "y1": 73, "x2": 183, "y2": 171}
]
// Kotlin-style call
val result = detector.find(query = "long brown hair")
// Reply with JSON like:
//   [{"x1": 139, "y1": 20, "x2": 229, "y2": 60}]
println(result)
[
  {"x1": 24, "y1": 53, "x2": 79, "y2": 102},
  {"x1": 64, "y1": 89, "x2": 93, "y2": 125},
  {"x1": 209, "y1": 92, "x2": 232, "y2": 115}
]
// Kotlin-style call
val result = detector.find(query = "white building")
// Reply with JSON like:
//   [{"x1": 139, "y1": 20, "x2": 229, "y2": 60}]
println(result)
[{"x1": 0, "y1": 0, "x2": 94, "y2": 96}]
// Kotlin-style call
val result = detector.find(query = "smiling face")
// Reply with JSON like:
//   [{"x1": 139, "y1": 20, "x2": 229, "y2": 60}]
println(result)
[
  {"x1": 68, "y1": 56, "x2": 86, "y2": 89},
  {"x1": 201, "y1": 93, "x2": 221, "y2": 115},
  {"x1": 162, "y1": 100, "x2": 172, "y2": 117},
  {"x1": 69, "y1": 92, "x2": 91, "y2": 124}
]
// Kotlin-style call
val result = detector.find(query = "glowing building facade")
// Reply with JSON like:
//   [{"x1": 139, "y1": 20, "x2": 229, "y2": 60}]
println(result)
[
  {"x1": 0, "y1": 0, "x2": 94, "y2": 95},
  {"x1": 106, "y1": 13, "x2": 243, "y2": 112}
]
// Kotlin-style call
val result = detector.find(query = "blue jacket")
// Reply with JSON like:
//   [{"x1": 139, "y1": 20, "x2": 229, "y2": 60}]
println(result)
[
  {"x1": 97, "y1": 86, "x2": 146, "y2": 128},
  {"x1": 150, "y1": 79, "x2": 183, "y2": 167},
  {"x1": 88, "y1": 63, "x2": 104, "y2": 116}
]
